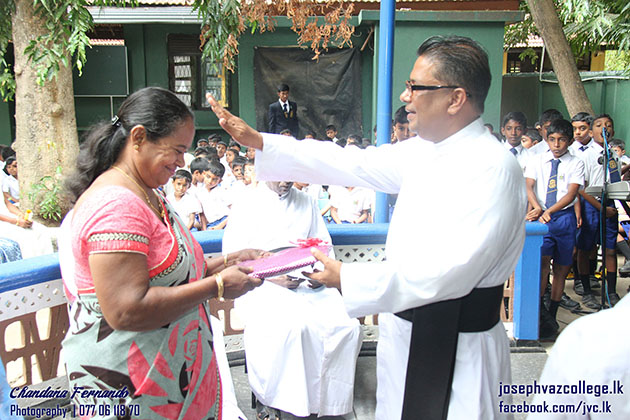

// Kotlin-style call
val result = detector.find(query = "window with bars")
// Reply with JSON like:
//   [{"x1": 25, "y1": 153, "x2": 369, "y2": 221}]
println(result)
[{"x1": 167, "y1": 34, "x2": 228, "y2": 109}]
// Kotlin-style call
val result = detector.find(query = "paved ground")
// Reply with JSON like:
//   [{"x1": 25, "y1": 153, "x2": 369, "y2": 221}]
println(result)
[{"x1": 231, "y1": 351, "x2": 550, "y2": 420}]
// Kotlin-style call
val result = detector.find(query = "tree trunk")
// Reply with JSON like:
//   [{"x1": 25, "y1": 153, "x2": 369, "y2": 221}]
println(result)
[
  {"x1": 526, "y1": 0, "x2": 594, "y2": 117},
  {"x1": 12, "y1": 0, "x2": 79, "y2": 225}
]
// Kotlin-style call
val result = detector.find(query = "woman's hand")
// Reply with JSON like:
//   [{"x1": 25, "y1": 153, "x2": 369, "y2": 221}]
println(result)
[
  {"x1": 205, "y1": 249, "x2": 270, "y2": 276},
  {"x1": 220, "y1": 265, "x2": 263, "y2": 299},
  {"x1": 15, "y1": 218, "x2": 32, "y2": 229}
]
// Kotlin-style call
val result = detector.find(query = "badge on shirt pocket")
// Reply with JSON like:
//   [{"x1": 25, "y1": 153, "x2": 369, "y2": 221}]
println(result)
[{"x1": 559, "y1": 174, "x2": 565, "y2": 183}]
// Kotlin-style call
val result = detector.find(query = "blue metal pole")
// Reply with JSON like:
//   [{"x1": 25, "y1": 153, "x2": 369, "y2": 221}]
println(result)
[{"x1": 374, "y1": 0, "x2": 395, "y2": 223}]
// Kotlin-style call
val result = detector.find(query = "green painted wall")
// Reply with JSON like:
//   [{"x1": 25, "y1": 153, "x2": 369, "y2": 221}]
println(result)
[
  {"x1": 501, "y1": 72, "x2": 630, "y2": 146},
  {"x1": 0, "y1": 101, "x2": 13, "y2": 145},
  {"x1": 236, "y1": 17, "x2": 374, "y2": 139},
  {"x1": 365, "y1": 11, "x2": 516, "y2": 136}
]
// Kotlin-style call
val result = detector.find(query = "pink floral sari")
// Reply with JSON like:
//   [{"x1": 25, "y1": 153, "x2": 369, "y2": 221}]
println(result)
[{"x1": 63, "y1": 186, "x2": 222, "y2": 419}]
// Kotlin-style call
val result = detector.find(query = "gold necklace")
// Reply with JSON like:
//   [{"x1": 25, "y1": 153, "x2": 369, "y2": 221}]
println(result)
[{"x1": 111, "y1": 166, "x2": 164, "y2": 219}]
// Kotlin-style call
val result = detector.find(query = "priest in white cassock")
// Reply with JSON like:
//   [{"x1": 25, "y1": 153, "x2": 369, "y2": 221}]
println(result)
[
  {"x1": 210, "y1": 35, "x2": 527, "y2": 420},
  {"x1": 222, "y1": 180, "x2": 363, "y2": 419}
]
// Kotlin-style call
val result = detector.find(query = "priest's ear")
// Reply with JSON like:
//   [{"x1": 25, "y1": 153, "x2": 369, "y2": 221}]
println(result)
[{"x1": 446, "y1": 88, "x2": 469, "y2": 116}]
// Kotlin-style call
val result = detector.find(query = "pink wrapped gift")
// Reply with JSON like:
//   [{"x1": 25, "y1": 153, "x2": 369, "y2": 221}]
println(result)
[{"x1": 238, "y1": 238, "x2": 332, "y2": 279}]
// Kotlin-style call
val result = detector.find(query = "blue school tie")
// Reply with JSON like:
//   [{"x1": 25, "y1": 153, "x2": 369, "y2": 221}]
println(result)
[
  {"x1": 545, "y1": 159, "x2": 560, "y2": 209},
  {"x1": 579, "y1": 145, "x2": 588, "y2": 152},
  {"x1": 510, "y1": 148, "x2": 518, "y2": 156},
  {"x1": 608, "y1": 153, "x2": 621, "y2": 182}
]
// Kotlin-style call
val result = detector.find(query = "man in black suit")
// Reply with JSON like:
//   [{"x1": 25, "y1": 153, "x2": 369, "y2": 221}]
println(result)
[{"x1": 268, "y1": 83, "x2": 299, "y2": 138}]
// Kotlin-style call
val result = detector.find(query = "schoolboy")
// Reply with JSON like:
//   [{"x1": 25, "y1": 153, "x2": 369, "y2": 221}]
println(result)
[
  {"x1": 243, "y1": 159, "x2": 256, "y2": 186},
  {"x1": 578, "y1": 114, "x2": 622, "y2": 307},
  {"x1": 189, "y1": 157, "x2": 211, "y2": 197},
  {"x1": 216, "y1": 137, "x2": 228, "y2": 159},
  {"x1": 325, "y1": 125, "x2": 338, "y2": 142},
  {"x1": 529, "y1": 109, "x2": 565, "y2": 155},
  {"x1": 392, "y1": 106, "x2": 411, "y2": 143},
  {"x1": 501, "y1": 111, "x2": 529, "y2": 171},
  {"x1": 345, "y1": 134, "x2": 363, "y2": 148},
  {"x1": 197, "y1": 138, "x2": 209, "y2": 148},
  {"x1": 521, "y1": 129, "x2": 542, "y2": 149},
  {"x1": 231, "y1": 156, "x2": 247, "y2": 182},
  {"x1": 330, "y1": 186, "x2": 371, "y2": 224},
  {"x1": 228, "y1": 139, "x2": 241, "y2": 154},
  {"x1": 609, "y1": 138, "x2": 630, "y2": 166},
  {"x1": 166, "y1": 170, "x2": 203, "y2": 230},
  {"x1": 525, "y1": 119, "x2": 584, "y2": 338},
  {"x1": 569, "y1": 112, "x2": 595, "y2": 155},
  {"x1": 197, "y1": 159, "x2": 230, "y2": 230}
]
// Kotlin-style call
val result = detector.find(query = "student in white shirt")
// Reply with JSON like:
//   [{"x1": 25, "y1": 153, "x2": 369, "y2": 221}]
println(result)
[
  {"x1": 1, "y1": 156, "x2": 18, "y2": 204},
  {"x1": 330, "y1": 185, "x2": 371, "y2": 224},
  {"x1": 197, "y1": 159, "x2": 229, "y2": 230},
  {"x1": 501, "y1": 111, "x2": 530, "y2": 171},
  {"x1": 528, "y1": 109, "x2": 565, "y2": 155},
  {"x1": 165, "y1": 170, "x2": 203, "y2": 230},
  {"x1": 569, "y1": 112, "x2": 595, "y2": 156},
  {"x1": 525, "y1": 119, "x2": 584, "y2": 338},
  {"x1": 578, "y1": 114, "x2": 622, "y2": 307}
]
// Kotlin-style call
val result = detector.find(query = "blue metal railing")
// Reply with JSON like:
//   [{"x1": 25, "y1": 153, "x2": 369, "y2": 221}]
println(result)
[{"x1": 0, "y1": 222, "x2": 546, "y2": 340}]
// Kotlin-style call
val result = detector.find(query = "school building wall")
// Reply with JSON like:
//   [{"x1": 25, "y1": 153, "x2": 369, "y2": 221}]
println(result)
[
  {"x1": 501, "y1": 72, "x2": 630, "y2": 147},
  {"x1": 0, "y1": 9, "x2": 520, "y2": 146}
]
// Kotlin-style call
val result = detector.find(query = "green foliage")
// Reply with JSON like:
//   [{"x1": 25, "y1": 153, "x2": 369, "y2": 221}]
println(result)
[
  {"x1": 27, "y1": 166, "x2": 64, "y2": 221},
  {"x1": 504, "y1": 2, "x2": 538, "y2": 50},
  {"x1": 0, "y1": 0, "x2": 134, "y2": 101},
  {"x1": 604, "y1": 50, "x2": 630, "y2": 71},
  {"x1": 0, "y1": 0, "x2": 14, "y2": 101},
  {"x1": 561, "y1": 0, "x2": 630, "y2": 57},
  {"x1": 194, "y1": 0, "x2": 245, "y2": 73},
  {"x1": 506, "y1": 0, "x2": 630, "y2": 67}
]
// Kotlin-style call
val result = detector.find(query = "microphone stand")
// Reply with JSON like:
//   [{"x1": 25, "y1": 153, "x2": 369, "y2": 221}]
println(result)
[{"x1": 599, "y1": 128, "x2": 611, "y2": 308}]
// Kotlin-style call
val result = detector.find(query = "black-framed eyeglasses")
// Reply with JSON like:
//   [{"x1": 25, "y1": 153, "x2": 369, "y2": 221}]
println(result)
[{"x1": 405, "y1": 80, "x2": 471, "y2": 97}]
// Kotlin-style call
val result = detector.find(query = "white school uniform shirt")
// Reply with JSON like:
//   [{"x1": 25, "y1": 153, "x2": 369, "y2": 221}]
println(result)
[
  {"x1": 582, "y1": 142, "x2": 619, "y2": 188},
  {"x1": 2, "y1": 175, "x2": 19, "y2": 198},
  {"x1": 530, "y1": 294, "x2": 630, "y2": 419},
  {"x1": 569, "y1": 138, "x2": 595, "y2": 157},
  {"x1": 222, "y1": 183, "x2": 362, "y2": 417},
  {"x1": 196, "y1": 185, "x2": 230, "y2": 223},
  {"x1": 256, "y1": 118, "x2": 527, "y2": 420},
  {"x1": 524, "y1": 150, "x2": 584, "y2": 210},
  {"x1": 330, "y1": 186, "x2": 371, "y2": 222},
  {"x1": 504, "y1": 142, "x2": 530, "y2": 172},
  {"x1": 165, "y1": 191, "x2": 202, "y2": 223}
]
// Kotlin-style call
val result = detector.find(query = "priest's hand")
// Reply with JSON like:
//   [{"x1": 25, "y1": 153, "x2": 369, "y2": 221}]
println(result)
[
  {"x1": 207, "y1": 93, "x2": 264, "y2": 150},
  {"x1": 304, "y1": 248, "x2": 342, "y2": 291}
]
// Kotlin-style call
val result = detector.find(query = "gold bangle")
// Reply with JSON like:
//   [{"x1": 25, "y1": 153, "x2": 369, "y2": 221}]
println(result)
[
  {"x1": 223, "y1": 254, "x2": 229, "y2": 268},
  {"x1": 216, "y1": 273, "x2": 225, "y2": 302}
]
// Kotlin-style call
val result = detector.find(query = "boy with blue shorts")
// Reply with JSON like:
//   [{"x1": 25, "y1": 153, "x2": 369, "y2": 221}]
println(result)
[
  {"x1": 526, "y1": 119, "x2": 584, "y2": 338},
  {"x1": 578, "y1": 114, "x2": 622, "y2": 307}
]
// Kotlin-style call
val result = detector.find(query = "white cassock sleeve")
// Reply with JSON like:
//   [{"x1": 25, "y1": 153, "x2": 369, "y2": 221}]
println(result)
[{"x1": 257, "y1": 125, "x2": 527, "y2": 318}]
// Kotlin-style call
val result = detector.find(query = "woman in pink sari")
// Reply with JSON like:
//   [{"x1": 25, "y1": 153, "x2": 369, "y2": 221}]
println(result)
[{"x1": 63, "y1": 87, "x2": 262, "y2": 419}]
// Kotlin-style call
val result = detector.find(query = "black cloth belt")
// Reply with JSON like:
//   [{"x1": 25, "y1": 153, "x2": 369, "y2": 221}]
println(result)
[{"x1": 395, "y1": 284, "x2": 504, "y2": 420}]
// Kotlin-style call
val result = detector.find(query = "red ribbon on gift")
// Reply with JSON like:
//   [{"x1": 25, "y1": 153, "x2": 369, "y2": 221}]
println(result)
[{"x1": 292, "y1": 238, "x2": 326, "y2": 248}]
